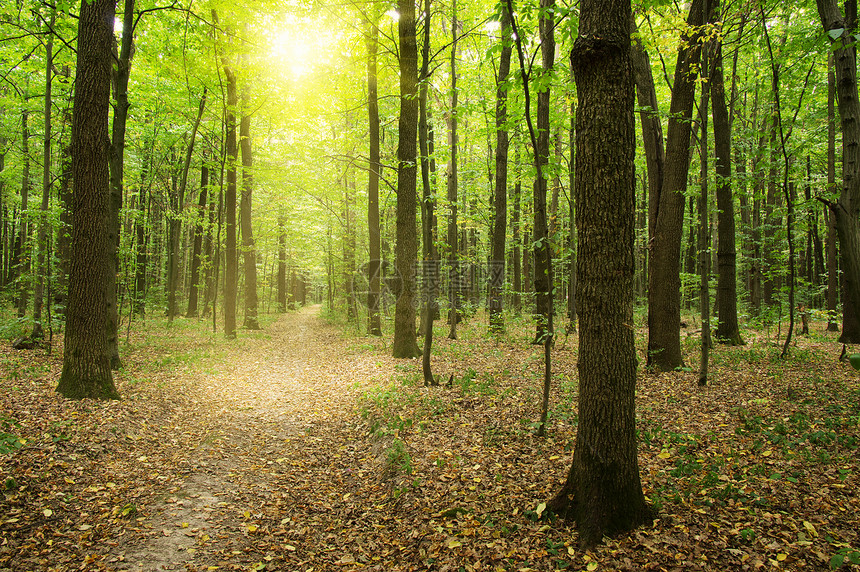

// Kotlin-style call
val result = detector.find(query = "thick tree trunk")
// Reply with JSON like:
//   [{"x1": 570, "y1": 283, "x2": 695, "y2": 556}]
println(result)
[
  {"x1": 489, "y1": 5, "x2": 512, "y2": 333},
  {"x1": 550, "y1": 0, "x2": 651, "y2": 545},
  {"x1": 392, "y1": 0, "x2": 421, "y2": 358},
  {"x1": 818, "y1": 0, "x2": 860, "y2": 342},
  {"x1": 711, "y1": 17, "x2": 743, "y2": 345},
  {"x1": 647, "y1": 0, "x2": 705, "y2": 371},
  {"x1": 57, "y1": 0, "x2": 119, "y2": 400},
  {"x1": 532, "y1": 0, "x2": 555, "y2": 346}
]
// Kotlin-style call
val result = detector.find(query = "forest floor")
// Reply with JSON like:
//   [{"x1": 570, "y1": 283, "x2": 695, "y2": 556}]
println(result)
[{"x1": 0, "y1": 305, "x2": 859, "y2": 572}]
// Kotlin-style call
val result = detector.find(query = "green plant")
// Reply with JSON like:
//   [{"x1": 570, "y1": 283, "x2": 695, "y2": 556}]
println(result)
[
  {"x1": 0, "y1": 416, "x2": 23, "y2": 454},
  {"x1": 830, "y1": 547, "x2": 860, "y2": 569},
  {"x1": 384, "y1": 438, "x2": 412, "y2": 476}
]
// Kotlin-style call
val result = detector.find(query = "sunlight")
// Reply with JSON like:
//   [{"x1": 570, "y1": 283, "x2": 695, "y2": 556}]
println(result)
[
  {"x1": 270, "y1": 26, "x2": 313, "y2": 78},
  {"x1": 269, "y1": 18, "x2": 342, "y2": 80}
]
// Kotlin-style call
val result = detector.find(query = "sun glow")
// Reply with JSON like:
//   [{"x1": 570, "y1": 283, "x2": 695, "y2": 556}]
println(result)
[
  {"x1": 271, "y1": 27, "x2": 314, "y2": 78},
  {"x1": 269, "y1": 17, "x2": 343, "y2": 80}
]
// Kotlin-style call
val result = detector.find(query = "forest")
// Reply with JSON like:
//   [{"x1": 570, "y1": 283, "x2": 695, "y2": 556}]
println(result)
[{"x1": 1, "y1": 0, "x2": 859, "y2": 570}]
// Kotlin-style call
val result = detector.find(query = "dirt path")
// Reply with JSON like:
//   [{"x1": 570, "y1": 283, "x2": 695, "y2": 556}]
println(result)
[{"x1": 111, "y1": 306, "x2": 391, "y2": 571}]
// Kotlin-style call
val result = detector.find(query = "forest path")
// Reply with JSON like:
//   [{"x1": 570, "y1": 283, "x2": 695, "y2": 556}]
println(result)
[{"x1": 112, "y1": 306, "x2": 391, "y2": 571}]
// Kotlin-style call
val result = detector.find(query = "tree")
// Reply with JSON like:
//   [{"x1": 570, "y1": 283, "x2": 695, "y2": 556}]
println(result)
[
  {"x1": 31, "y1": 8, "x2": 55, "y2": 342},
  {"x1": 548, "y1": 0, "x2": 652, "y2": 545},
  {"x1": 215, "y1": 10, "x2": 239, "y2": 340},
  {"x1": 366, "y1": 13, "x2": 383, "y2": 337},
  {"x1": 489, "y1": 3, "x2": 513, "y2": 333},
  {"x1": 56, "y1": 0, "x2": 120, "y2": 401},
  {"x1": 817, "y1": 0, "x2": 860, "y2": 343},
  {"x1": 647, "y1": 0, "x2": 706, "y2": 371},
  {"x1": 711, "y1": 1, "x2": 743, "y2": 346},
  {"x1": 240, "y1": 90, "x2": 260, "y2": 330},
  {"x1": 446, "y1": 0, "x2": 461, "y2": 341},
  {"x1": 392, "y1": 0, "x2": 421, "y2": 359}
]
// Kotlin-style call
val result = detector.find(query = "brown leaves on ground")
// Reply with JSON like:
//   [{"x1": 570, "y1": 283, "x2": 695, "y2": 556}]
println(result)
[{"x1": 0, "y1": 306, "x2": 858, "y2": 571}]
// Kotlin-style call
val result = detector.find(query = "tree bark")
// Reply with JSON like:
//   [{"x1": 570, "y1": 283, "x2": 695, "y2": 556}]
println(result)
[
  {"x1": 817, "y1": 0, "x2": 860, "y2": 342},
  {"x1": 32, "y1": 9, "x2": 56, "y2": 342},
  {"x1": 489, "y1": 4, "x2": 512, "y2": 332},
  {"x1": 240, "y1": 96, "x2": 260, "y2": 330},
  {"x1": 57, "y1": 0, "x2": 120, "y2": 400},
  {"x1": 549, "y1": 0, "x2": 651, "y2": 545},
  {"x1": 647, "y1": 0, "x2": 706, "y2": 371},
  {"x1": 106, "y1": 0, "x2": 135, "y2": 369},
  {"x1": 826, "y1": 52, "x2": 840, "y2": 331},
  {"x1": 187, "y1": 150, "x2": 208, "y2": 317},
  {"x1": 532, "y1": 0, "x2": 555, "y2": 346},
  {"x1": 447, "y1": 0, "x2": 460, "y2": 340},
  {"x1": 711, "y1": 9, "x2": 743, "y2": 345},
  {"x1": 215, "y1": 12, "x2": 239, "y2": 340},
  {"x1": 392, "y1": 0, "x2": 421, "y2": 358},
  {"x1": 366, "y1": 17, "x2": 383, "y2": 336}
]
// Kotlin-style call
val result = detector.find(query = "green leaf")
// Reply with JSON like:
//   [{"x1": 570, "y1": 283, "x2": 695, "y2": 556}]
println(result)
[
  {"x1": 828, "y1": 28, "x2": 845, "y2": 40},
  {"x1": 830, "y1": 553, "x2": 845, "y2": 569},
  {"x1": 849, "y1": 353, "x2": 860, "y2": 370}
]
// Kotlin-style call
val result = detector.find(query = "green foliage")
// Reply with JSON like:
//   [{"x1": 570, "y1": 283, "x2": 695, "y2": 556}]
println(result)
[
  {"x1": 0, "y1": 415, "x2": 23, "y2": 455},
  {"x1": 830, "y1": 547, "x2": 860, "y2": 569},
  {"x1": 383, "y1": 437, "x2": 412, "y2": 476}
]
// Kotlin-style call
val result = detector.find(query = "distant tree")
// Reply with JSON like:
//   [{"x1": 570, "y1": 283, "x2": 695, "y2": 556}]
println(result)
[
  {"x1": 548, "y1": 0, "x2": 652, "y2": 546},
  {"x1": 240, "y1": 90, "x2": 260, "y2": 330},
  {"x1": 366, "y1": 13, "x2": 383, "y2": 337},
  {"x1": 56, "y1": 0, "x2": 120, "y2": 400}
]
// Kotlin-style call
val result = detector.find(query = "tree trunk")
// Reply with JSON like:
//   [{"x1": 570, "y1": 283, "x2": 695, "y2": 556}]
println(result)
[
  {"x1": 512, "y1": 161, "x2": 522, "y2": 315},
  {"x1": 711, "y1": 11, "x2": 742, "y2": 345},
  {"x1": 550, "y1": 0, "x2": 652, "y2": 545},
  {"x1": 187, "y1": 152, "x2": 208, "y2": 317},
  {"x1": 57, "y1": 0, "x2": 120, "y2": 400},
  {"x1": 277, "y1": 215, "x2": 287, "y2": 312},
  {"x1": 489, "y1": 4, "x2": 512, "y2": 332},
  {"x1": 698, "y1": 39, "x2": 711, "y2": 385},
  {"x1": 826, "y1": 51, "x2": 840, "y2": 331},
  {"x1": 647, "y1": 0, "x2": 705, "y2": 371},
  {"x1": 447, "y1": 0, "x2": 460, "y2": 340},
  {"x1": 106, "y1": 0, "x2": 135, "y2": 369},
  {"x1": 391, "y1": 0, "x2": 421, "y2": 358},
  {"x1": 823, "y1": 11, "x2": 860, "y2": 325},
  {"x1": 215, "y1": 13, "x2": 239, "y2": 340},
  {"x1": 13, "y1": 109, "x2": 31, "y2": 319},
  {"x1": 366, "y1": 17, "x2": 383, "y2": 336},
  {"x1": 532, "y1": 0, "x2": 555, "y2": 347},
  {"x1": 33, "y1": 10, "x2": 55, "y2": 342},
  {"x1": 240, "y1": 97, "x2": 260, "y2": 330}
]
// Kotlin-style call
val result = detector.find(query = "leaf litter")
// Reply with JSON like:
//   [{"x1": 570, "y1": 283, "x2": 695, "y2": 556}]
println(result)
[{"x1": 0, "y1": 306, "x2": 858, "y2": 571}]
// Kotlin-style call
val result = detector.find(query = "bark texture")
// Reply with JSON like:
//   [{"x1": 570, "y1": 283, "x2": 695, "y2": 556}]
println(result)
[
  {"x1": 57, "y1": 0, "x2": 120, "y2": 400},
  {"x1": 710, "y1": 14, "x2": 743, "y2": 345},
  {"x1": 549, "y1": 0, "x2": 651, "y2": 546},
  {"x1": 392, "y1": 0, "x2": 421, "y2": 358},
  {"x1": 489, "y1": 5, "x2": 512, "y2": 332},
  {"x1": 647, "y1": 0, "x2": 705, "y2": 370}
]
